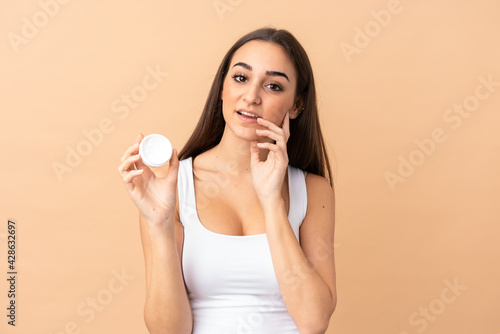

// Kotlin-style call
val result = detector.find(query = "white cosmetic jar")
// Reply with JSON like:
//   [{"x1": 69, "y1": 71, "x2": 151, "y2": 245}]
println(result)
[{"x1": 139, "y1": 134, "x2": 172, "y2": 168}]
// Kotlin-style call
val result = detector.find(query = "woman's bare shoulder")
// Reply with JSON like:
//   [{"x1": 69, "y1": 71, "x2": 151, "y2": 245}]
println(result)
[
  {"x1": 305, "y1": 172, "x2": 333, "y2": 194},
  {"x1": 304, "y1": 172, "x2": 335, "y2": 212}
]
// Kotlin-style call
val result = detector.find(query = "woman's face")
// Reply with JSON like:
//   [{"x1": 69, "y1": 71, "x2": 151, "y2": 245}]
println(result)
[{"x1": 221, "y1": 40, "x2": 300, "y2": 141}]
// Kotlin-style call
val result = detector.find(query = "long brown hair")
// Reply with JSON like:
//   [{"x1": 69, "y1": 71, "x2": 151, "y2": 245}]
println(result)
[{"x1": 178, "y1": 27, "x2": 333, "y2": 187}]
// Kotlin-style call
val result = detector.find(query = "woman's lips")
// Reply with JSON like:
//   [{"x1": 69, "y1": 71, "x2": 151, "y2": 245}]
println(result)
[{"x1": 236, "y1": 110, "x2": 260, "y2": 123}]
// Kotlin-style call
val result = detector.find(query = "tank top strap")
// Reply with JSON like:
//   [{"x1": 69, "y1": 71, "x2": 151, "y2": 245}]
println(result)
[
  {"x1": 177, "y1": 157, "x2": 198, "y2": 227},
  {"x1": 287, "y1": 165, "x2": 308, "y2": 239}
]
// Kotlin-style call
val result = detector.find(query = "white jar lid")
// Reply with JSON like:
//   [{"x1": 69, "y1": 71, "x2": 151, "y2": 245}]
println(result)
[{"x1": 139, "y1": 134, "x2": 172, "y2": 168}]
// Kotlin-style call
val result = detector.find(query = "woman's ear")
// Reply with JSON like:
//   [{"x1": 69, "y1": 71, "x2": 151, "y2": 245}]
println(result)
[{"x1": 289, "y1": 98, "x2": 304, "y2": 119}]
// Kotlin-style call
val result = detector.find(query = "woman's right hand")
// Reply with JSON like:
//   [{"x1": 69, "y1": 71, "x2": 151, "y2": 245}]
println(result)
[{"x1": 118, "y1": 133, "x2": 179, "y2": 228}]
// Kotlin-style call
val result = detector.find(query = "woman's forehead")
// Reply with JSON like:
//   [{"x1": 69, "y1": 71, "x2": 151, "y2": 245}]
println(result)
[{"x1": 229, "y1": 40, "x2": 296, "y2": 79}]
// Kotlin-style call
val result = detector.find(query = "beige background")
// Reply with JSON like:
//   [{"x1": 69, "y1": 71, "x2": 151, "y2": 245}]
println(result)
[{"x1": 1, "y1": 0, "x2": 499, "y2": 333}]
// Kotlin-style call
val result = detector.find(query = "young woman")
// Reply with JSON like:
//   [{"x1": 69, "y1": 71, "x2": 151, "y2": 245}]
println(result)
[{"x1": 118, "y1": 27, "x2": 337, "y2": 334}]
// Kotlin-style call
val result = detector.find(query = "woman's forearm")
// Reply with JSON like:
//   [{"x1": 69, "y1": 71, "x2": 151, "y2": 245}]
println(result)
[
  {"x1": 143, "y1": 220, "x2": 192, "y2": 334},
  {"x1": 263, "y1": 200, "x2": 335, "y2": 334}
]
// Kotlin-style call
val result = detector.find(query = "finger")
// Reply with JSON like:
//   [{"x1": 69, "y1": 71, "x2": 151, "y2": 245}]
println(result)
[
  {"x1": 120, "y1": 133, "x2": 143, "y2": 163},
  {"x1": 282, "y1": 112, "x2": 290, "y2": 141},
  {"x1": 250, "y1": 141, "x2": 261, "y2": 165},
  {"x1": 123, "y1": 169, "x2": 144, "y2": 184},
  {"x1": 136, "y1": 132, "x2": 144, "y2": 144},
  {"x1": 165, "y1": 149, "x2": 180, "y2": 184},
  {"x1": 135, "y1": 150, "x2": 148, "y2": 170},
  {"x1": 135, "y1": 158, "x2": 147, "y2": 171},
  {"x1": 256, "y1": 118, "x2": 285, "y2": 146},
  {"x1": 121, "y1": 142, "x2": 140, "y2": 163},
  {"x1": 118, "y1": 154, "x2": 141, "y2": 176},
  {"x1": 255, "y1": 126, "x2": 288, "y2": 155},
  {"x1": 256, "y1": 142, "x2": 287, "y2": 164},
  {"x1": 255, "y1": 129, "x2": 282, "y2": 142},
  {"x1": 256, "y1": 142, "x2": 282, "y2": 154},
  {"x1": 257, "y1": 117, "x2": 284, "y2": 133}
]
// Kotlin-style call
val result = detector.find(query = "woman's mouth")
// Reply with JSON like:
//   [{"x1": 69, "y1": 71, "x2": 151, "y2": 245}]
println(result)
[{"x1": 236, "y1": 110, "x2": 260, "y2": 123}]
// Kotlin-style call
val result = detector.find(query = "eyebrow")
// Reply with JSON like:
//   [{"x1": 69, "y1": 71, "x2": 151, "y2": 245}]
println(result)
[{"x1": 232, "y1": 62, "x2": 289, "y2": 82}]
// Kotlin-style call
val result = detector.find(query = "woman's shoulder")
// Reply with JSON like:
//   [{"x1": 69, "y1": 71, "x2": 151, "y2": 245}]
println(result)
[
  {"x1": 301, "y1": 172, "x2": 335, "y2": 230},
  {"x1": 304, "y1": 172, "x2": 334, "y2": 202},
  {"x1": 288, "y1": 165, "x2": 331, "y2": 190},
  {"x1": 189, "y1": 148, "x2": 217, "y2": 171},
  {"x1": 179, "y1": 150, "x2": 213, "y2": 169}
]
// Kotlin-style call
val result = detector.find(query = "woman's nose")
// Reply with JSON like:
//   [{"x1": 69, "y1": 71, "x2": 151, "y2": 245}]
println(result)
[{"x1": 242, "y1": 83, "x2": 261, "y2": 105}]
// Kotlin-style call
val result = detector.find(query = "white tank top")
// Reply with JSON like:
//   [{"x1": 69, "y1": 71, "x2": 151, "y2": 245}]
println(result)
[{"x1": 178, "y1": 157, "x2": 307, "y2": 334}]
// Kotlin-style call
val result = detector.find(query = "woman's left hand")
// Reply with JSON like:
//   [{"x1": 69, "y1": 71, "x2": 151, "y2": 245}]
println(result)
[{"x1": 250, "y1": 112, "x2": 290, "y2": 203}]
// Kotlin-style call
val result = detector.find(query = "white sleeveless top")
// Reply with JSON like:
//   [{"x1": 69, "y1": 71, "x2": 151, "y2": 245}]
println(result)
[{"x1": 177, "y1": 157, "x2": 307, "y2": 334}]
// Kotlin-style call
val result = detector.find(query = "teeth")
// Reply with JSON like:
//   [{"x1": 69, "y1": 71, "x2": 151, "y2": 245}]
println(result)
[{"x1": 239, "y1": 111, "x2": 258, "y2": 118}]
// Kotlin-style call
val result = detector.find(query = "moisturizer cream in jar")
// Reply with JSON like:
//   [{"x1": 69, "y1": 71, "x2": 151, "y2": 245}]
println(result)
[{"x1": 139, "y1": 134, "x2": 172, "y2": 168}]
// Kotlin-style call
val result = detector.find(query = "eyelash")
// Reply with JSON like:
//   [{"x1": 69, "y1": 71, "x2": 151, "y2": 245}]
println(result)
[{"x1": 231, "y1": 73, "x2": 284, "y2": 92}]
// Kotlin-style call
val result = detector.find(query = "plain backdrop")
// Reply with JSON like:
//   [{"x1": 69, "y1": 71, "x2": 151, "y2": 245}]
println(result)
[{"x1": 1, "y1": 0, "x2": 499, "y2": 333}]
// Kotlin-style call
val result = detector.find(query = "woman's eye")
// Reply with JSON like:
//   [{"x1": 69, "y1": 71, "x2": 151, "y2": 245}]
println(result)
[
  {"x1": 266, "y1": 83, "x2": 283, "y2": 92},
  {"x1": 232, "y1": 74, "x2": 247, "y2": 83}
]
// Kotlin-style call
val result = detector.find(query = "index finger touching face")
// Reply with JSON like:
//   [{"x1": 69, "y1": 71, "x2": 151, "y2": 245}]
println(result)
[{"x1": 282, "y1": 111, "x2": 290, "y2": 139}]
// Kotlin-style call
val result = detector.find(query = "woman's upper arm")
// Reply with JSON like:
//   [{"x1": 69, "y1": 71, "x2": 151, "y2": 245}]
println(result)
[{"x1": 299, "y1": 173, "x2": 337, "y2": 304}]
